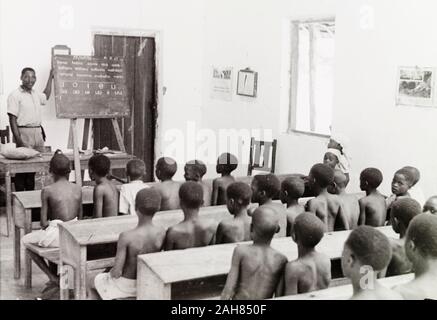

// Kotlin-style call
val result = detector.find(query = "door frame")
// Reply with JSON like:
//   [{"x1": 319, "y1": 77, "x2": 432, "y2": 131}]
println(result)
[{"x1": 91, "y1": 27, "x2": 163, "y2": 171}]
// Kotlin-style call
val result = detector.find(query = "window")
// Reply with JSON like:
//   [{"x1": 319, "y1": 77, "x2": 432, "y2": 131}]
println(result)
[{"x1": 288, "y1": 19, "x2": 335, "y2": 136}]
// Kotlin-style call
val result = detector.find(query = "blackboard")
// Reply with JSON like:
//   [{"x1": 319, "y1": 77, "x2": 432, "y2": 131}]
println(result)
[{"x1": 53, "y1": 55, "x2": 130, "y2": 119}]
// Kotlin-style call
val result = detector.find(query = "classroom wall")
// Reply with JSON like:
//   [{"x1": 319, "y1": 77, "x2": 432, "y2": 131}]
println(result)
[
  {"x1": 200, "y1": 0, "x2": 339, "y2": 179},
  {"x1": 332, "y1": 0, "x2": 437, "y2": 197},
  {"x1": 200, "y1": 0, "x2": 437, "y2": 200},
  {"x1": 0, "y1": 0, "x2": 205, "y2": 180}
]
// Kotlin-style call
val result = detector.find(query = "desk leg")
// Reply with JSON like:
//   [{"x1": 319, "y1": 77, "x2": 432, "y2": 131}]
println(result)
[
  {"x1": 23, "y1": 210, "x2": 32, "y2": 287},
  {"x1": 75, "y1": 248, "x2": 87, "y2": 300},
  {"x1": 14, "y1": 226, "x2": 21, "y2": 279},
  {"x1": 5, "y1": 171, "x2": 13, "y2": 238}
]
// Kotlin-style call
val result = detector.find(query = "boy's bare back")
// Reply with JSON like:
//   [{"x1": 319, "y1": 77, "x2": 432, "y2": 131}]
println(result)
[
  {"x1": 386, "y1": 239, "x2": 413, "y2": 276},
  {"x1": 284, "y1": 252, "x2": 331, "y2": 295},
  {"x1": 228, "y1": 245, "x2": 287, "y2": 300},
  {"x1": 216, "y1": 215, "x2": 252, "y2": 244},
  {"x1": 359, "y1": 193, "x2": 387, "y2": 227},
  {"x1": 118, "y1": 224, "x2": 166, "y2": 280},
  {"x1": 201, "y1": 182, "x2": 212, "y2": 207},
  {"x1": 261, "y1": 203, "x2": 288, "y2": 237},
  {"x1": 155, "y1": 180, "x2": 181, "y2": 211},
  {"x1": 94, "y1": 181, "x2": 120, "y2": 218},
  {"x1": 212, "y1": 176, "x2": 236, "y2": 206},
  {"x1": 307, "y1": 194, "x2": 346, "y2": 231},
  {"x1": 165, "y1": 218, "x2": 217, "y2": 250},
  {"x1": 339, "y1": 194, "x2": 360, "y2": 229},
  {"x1": 394, "y1": 279, "x2": 437, "y2": 300},
  {"x1": 285, "y1": 204, "x2": 305, "y2": 236},
  {"x1": 44, "y1": 180, "x2": 82, "y2": 221}
]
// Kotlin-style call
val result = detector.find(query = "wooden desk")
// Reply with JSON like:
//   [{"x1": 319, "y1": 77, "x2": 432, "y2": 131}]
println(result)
[
  {"x1": 136, "y1": 227, "x2": 397, "y2": 300},
  {"x1": 0, "y1": 153, "x2": 134, "y2": 237},
  {"x1": 274, "y1": 273, "x2": 414, "y2": 300},
  {"x1": 58, "y1": 205, "x2": 236, "y2": 300},
  {"x1": 13, "y1": 187, "x2": 95, "y2": 280}
]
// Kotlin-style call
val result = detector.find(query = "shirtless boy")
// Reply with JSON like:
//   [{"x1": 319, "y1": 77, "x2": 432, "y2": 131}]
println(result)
[
  {"x1": 358, "y1": 168, "x2": 387, "y2": 227},
  {"x1": 306, "y1": 164, "x2": 349, "y2": 231},
  {"x1": 212, "y1": 153, "x2": 238, "y2": 205},
  {"x1": 394, "y1": 214, "x2": 437, "y2": 300},
  {"x1": 283, "y1": 213, "x2": 331, "y2": 295},
  {"x1": 342, "y1": 226, "x2": 402, "y2": 300},
  {"x1": 94, "y1": 188, "x2": 166, "y2": 300},
  {"x1": 88, "y1": 154, "x2": 119, "y2": 218},
  {"x1": 155, "y1": 157, "x2": 181, "y2": 210},
  {"x1": 23, "y1": 153, "x2": 82, "y2": 295},
  {"x1": 164, "y1": 182, "x2": 217, "y2": 250},
  {"x1": 280, "y1": 177, "x2": 306, "y2": 236},
  {"x1": 330, "y1": 170, "x2": 360, "y2": 229},
  {"x1": 386, "y1": 198, "x2": 421, "y2": 276},
  {"x1": 184, "y1": 160, "x2": 212, "y2": 207},
  {"x1": 221, "y1": 207, "x2": 287, "y2": 300},
  {"x1": 216, "y1": 182, "x2": 252, "y2": 244}
]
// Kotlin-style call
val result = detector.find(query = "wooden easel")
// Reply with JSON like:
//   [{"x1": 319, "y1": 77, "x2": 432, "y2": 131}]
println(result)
[
  {"x1": 52, "y1": 45, "x2": 127, "y2": 187},
  {"x1": 69, "y1": 118, "x2": 125, "y2": 188}
]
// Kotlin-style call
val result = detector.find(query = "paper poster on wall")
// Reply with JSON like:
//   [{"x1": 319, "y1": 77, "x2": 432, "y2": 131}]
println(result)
[
  {"x1": 396, "y1": 66, "x2": 435, "y2": 107},
  {"x1": 210, "y1": 67, "x2": 233, "y2": 101}
]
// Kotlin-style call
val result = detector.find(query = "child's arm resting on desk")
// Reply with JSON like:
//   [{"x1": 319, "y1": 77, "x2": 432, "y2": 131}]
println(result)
[
  {"x1": 221, "y1": 246, "x2": 243, "y2": 300},
  {"x1": 110, "y1": 233, "x2": 128, "y2": 279}
]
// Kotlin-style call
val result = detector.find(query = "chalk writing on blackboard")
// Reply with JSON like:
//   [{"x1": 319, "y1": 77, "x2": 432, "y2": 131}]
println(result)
[{"x1": 53, "y1": 55, "x2": 130, "y2": 119}]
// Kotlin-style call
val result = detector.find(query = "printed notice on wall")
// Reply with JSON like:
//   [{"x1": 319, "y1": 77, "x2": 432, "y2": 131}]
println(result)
[{"x1": 210, "y1": 67, "x2": 233, "y2": 101}]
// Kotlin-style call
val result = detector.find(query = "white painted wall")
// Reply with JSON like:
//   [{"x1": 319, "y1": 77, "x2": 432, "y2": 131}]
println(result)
[
  {"x1": 333, "y1": 0, "x2": 437, "y2": 197},
  {"x1": 201, "y1": 0, "x2": 339, "y2": 179}
]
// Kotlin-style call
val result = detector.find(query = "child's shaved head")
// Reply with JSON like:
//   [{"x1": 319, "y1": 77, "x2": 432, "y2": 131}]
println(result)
[
  {"x1": 252, "y1": 207, "x2": 280, "y2": 239},
  {"x1": 50, "y1": 153, "x2": 71, "y2": 177},
  {"x1": 135, "y1": 188, "x2": 162, "y2": 216},
  {"x1": 294, "y1": 213, "x2": 325, "y2": 247},
  {"x1": 179, "y1": 181, "x2": 204, "y2": 209},
  {"x1": 402, "y1": 166, "x2": 420, "y2": 186},
  {"x1": 345, "y1": 226, "x2": 392, "y2": 272},
  {"x1": 333, "y1": 170, "x2": 348, "y2": 189},
  {"x1": 156, "y1": 157, "x2": 177, "y2": 180},
  {"x1": 88, "y1": 154, "x2": 111, "y2": 178},
  {"x1": 423, "y1": 196, "x2": 437, "y2": 215},
  {"x1": 253, "y1": 174, "x2": 281, "y2": 198},
  {"x1": 127, "y1": 159, "x2": 145, "y2": 181},
  {"x1": 184, "y1": 160, "x2": 207, "y2": 182},
  {"x1": 281, "y1": 177, "x2": 305, "y2": 199},
  {"x1": 407, "y1": 214, "x2": 437, "y2": 259},
  {"x1": 392, "y1": 198, "x2": 422, "y2": 229},
  {"x1": 360, "y1": 168, "x2": 383, "y2": 189},
  {"x1": 216, "y1": 153, "x2": 238, "y2": 175},
  {"x1": 310, "y1": 164, "x2": 335, "y2": 188},
  {"x1": 227, "y1": 182, "x2": 252, "y2": 207}
]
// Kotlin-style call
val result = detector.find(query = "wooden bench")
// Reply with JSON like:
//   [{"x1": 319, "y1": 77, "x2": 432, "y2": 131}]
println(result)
[
  {"x1": 13, "y1": 187, "x2": 95, "y2": 280},
  {"x1": 136, "y1": 226, "x2": 397, "y2": 300},
  {"x1": 273, "y1": 273, "x2": 414, "y2": 300}
]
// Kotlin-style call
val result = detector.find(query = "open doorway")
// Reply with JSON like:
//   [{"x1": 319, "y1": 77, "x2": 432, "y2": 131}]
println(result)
[{"x1": 92, "y1": 32, "x2": 159, "y2": 182}]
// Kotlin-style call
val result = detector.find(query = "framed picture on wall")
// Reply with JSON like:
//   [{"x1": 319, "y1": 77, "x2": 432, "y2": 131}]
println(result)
[
  {"x1": 396, "y1": 66, "x2": 435, "y2": 107},
  {"x1": 237, "y1": 68, "x2": 258, "y2": 97}
]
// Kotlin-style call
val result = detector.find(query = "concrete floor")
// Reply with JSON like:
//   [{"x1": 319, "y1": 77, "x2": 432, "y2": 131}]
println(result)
[{"x1": 0, "y1": 208, "x2": 48, "y2": 300}]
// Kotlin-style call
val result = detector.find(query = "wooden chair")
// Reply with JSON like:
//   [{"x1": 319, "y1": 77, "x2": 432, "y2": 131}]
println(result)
[
  {"x1": 0, "y1": 126, "x2": 10, "y2": 144},
  {"x1": 247, "y1": 138, "x2": 277, "y2": 176}
]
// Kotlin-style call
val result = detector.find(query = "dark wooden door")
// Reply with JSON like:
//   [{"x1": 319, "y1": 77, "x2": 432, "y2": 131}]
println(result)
[{"x1": 93, "y1": 35, "x2": 157, "y2": 181}]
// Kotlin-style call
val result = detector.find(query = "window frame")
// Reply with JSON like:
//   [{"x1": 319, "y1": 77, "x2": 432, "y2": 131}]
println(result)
[{"x1": 287, "y1": 17, "x2": 336, "y2": 137}]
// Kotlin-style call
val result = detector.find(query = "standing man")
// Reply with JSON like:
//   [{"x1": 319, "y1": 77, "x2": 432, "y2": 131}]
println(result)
[{"x1": 7, "y1": 67, "x2": 54, "y2": 191}]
